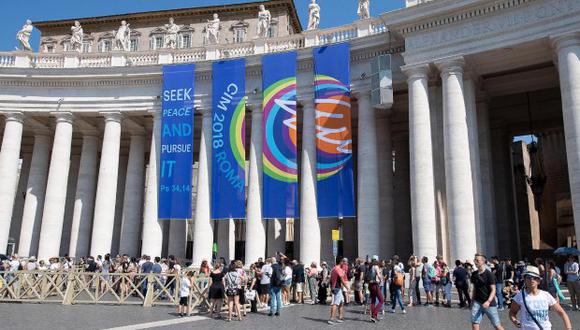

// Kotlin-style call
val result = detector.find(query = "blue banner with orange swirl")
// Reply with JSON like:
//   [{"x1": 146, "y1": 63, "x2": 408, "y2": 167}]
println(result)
[
  {"x1": 211, "y1": 59, "x2": 246, "y2": 219},
  {"x1": 313, "y1": 43, "x2": 355, "y2": 218},
  {"x1": 261, "y1": 51, "x2": 299, "y2": 219}
]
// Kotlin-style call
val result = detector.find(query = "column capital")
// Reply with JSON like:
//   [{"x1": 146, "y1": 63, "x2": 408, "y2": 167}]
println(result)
[
  {"x1": 401, "y1": 63, "x2": 431, "y2": 81},
  {"x1": 2, "y1": 111, "x2": 24, "y2": 123},
  {"x1": 50, "y1": 111, "x2": 74, "y2": 124},
  {"x1": 101, "y1": 111, "x2": 123, "y2": 123},
  {"x1": 550, "y1": 32, "x2": 580, "y2": 53},
  {"x1": 148, "y1": 109, "x2": 161, "y2": 119},
  {"x1": 435, "y1": 57, "x2": 465, "y2": 77}
]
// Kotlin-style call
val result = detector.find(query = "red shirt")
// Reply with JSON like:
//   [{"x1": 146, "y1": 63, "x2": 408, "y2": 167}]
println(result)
[{"x1": 331, "y1": 265, "x2": 348, "y2": 289}]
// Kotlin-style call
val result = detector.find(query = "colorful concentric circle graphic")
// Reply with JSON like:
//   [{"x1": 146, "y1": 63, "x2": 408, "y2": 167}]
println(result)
[
  {"x1": 230, "y1": 96, "x2": 246, "y2": 169},
  {"x1": 263, "y1": 77, "x2": 298, "y2": 183}
]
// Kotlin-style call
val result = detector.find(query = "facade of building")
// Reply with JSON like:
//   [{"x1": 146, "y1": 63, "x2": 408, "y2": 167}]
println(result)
[{"x1": 0, "y1": 0, "x2": 578, "y2": 266}]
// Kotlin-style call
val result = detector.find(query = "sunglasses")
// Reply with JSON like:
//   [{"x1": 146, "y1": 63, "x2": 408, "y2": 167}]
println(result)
[{"x1": 524, "y1": 276, "x2": 540, "y2": 281}]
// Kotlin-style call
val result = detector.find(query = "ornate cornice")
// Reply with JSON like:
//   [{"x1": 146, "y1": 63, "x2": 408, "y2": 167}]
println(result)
[{"x1": 383, "y1": 0, "x2": 538, "y2": 36}]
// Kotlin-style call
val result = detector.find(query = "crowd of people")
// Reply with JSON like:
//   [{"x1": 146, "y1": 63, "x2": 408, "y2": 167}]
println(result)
[{"x1": 1, "y1": 251, "x2": 578, "y2": 329}]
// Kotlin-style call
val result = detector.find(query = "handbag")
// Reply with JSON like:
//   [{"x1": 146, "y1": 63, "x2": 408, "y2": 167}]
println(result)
[
  {"x1": 522, "y1": 288, "x2": 543, "y2": 330},
  {"x1": 245, "y1": 289, "x2": 257, "y2": 301}
]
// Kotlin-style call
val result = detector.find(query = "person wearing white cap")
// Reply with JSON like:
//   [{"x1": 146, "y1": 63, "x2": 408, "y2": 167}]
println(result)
[{"x1": 509, "y1": 265, "x2": 572, "y2": 330}]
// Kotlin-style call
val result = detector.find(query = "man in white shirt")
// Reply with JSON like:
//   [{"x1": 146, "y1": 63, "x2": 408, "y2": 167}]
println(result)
[
  {"x1": 259, "y1": 259, "x2": 273, "y2": 308},
  {"x1": 9, "y1": 254, "x2": 20, "y2": 271},
  {"x1": 564, "y1": 255, "x2": 579, "y2": 310}
]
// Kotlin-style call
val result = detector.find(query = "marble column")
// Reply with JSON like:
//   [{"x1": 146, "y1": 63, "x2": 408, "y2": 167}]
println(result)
[
  {"x1": 376, "y1": 111, "x2": 394, "y2": 257},
  {"x1": 552, "y1": 33, "x2": 580, "y2": 247},
  {"x1": 68, "y1": 134, "x2": 98, "y2": 257},
  {"x1": 245, "y1": 106, "x2": 266, "y2": 264},
  {"x1": 299, "y1": 98, "x2": 320, "y2": 265},
  {"x1": 37, "y1": 112, "x2": 74, "y2": 260},
  {"x1": 90, "y1": 112, "x2": 122, "y2": 256},
  {"x1": 18, "y1": 134, "x2": 51, "y2": 257},
  {"x1": 266, "y1": 218, "x2": 286, "y2": 257},
  {"x1": 402, "y1": 64, "x2": 438, "y2": 259},
  {"x1": 119, "y1": 134, "x2": 145, "y2": 256},
  {"x1": 435, "y1": 58, "x2": 477, "y2": 262},
  {"x1": 168, "y1": 220, "x2": 186, "y2": 259},
  {"x1": 142, "y1": 111, "x2": 163, "y2": 258},
  {"x1": 477, "y1": 97, "x2": 498, "y2": 256},
  {"x1": 0, "y1": 112, "x2": 24, "y2": 254},
  {"x1": 464, "y1": 77, "x2": 485, "y2": 252},
  {"x1": 216, "y1": 219, "x2": 235, "y2": 261},
  {"x1": 356, "y1": 91, "x2": 380, "y2": 257},
  {"x1": 191, "y1": 109, "x2": 213, "y2": 266}
]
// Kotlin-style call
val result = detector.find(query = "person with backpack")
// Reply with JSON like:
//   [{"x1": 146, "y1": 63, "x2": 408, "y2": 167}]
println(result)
[
  {"x1": 390, "y1": 255, "x2": 406, "y2": 314},
  {"x1": 224, "y1": 263, "x2": 242, "y2": 322},
  {"x1": 367, "y1": 255, "x2": 384, "y2": 323},
  {"x1": 509, "y1": 265, "x2": 572, "y2": 330},
  {"x1": 421, "y1": 256, "x2": 434, "y2": 307},
  {"x1": 269, "y1": 257, "x2": 284, "y2": 316}
]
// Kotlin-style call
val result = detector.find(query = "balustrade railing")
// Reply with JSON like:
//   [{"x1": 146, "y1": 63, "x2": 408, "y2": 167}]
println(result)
[
  {"x1": 126, "y1": 51, "x2": 159, "y2": 66},
  {"x1": 219, "y1": 42, "x2": 255, "y2": 59},
  {"x1": 1, "y1": 18, "x2": 387, "y2": 69},
  {"x1": 266, "y1": 34, "x2": 305, "y2": 53},
  {"x1": 79, "y1": 54, "x2": 112, "y2": 68},
  {"x1": 318, "y1": 24, "x2": 359, "y2": 46},
  {"x1": 31, "y1": 53, "x2": 65, "y2": 68},
  {"x1": 174, "y1": 48, "x2": 206, "y2": 63},
  {"x1": 0, "y1": 53, "x2": 15, "y2": 67}
]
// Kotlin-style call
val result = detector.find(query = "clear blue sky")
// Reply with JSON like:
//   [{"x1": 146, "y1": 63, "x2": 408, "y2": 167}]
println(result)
[{"x1": 1, "y1": 0, "x2": 405, "y2": 52}]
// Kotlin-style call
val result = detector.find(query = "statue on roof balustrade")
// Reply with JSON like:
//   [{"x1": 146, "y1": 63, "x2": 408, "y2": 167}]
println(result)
[
  {"x1": 257, "y1": 4, "x2": 271, "y2": 39},
  {"x1": 206, "y1": 13, "x2": 220, "y2": 45},
  {"x1": 358, "y1": 0, "x2": 370, "y2": 20},
  {"x1": 307, "y1": 0, "x2": 320, "y2": 31},
  {"x1": 16, "y1": 19, "x2": 33, "y2": 51},
  {"x1": 115, "y1": 20, "x2": 131, "y2": 51},
  {"x1": 70, "y1": 21, "x2": 84, "y2": 52}
]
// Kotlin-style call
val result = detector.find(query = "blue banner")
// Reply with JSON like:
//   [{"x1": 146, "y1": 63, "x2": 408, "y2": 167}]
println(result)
[
  {"x1": 211, "y1": 59, "x2": 246, "y2": 219},
  {"x1": 159, "y1": 64, "x2": 195, "y2": 219},
  {"x1": 313, "y1": 43, "x2": 355, "y2": 218},
  {"x1": 262, "y1": 51, "x2": 299, "y2": 219}
]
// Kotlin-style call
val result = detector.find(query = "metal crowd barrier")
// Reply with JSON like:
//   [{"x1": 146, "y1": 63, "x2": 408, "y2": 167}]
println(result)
[{"x1": 0, "y1": 270, "x2": 211, "y2": 312}]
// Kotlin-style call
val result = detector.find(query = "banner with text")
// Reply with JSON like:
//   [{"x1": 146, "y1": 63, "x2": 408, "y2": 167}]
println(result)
[
  {"x1": 159, "y1": 64, "x2": 195, "y2": 220},
  {"x1": 262, "y1": 51, "x2": 299, "y2": 219},
  {"x1": 211, "y1": 59, "x2": 246, "y2": 219},
  {"x1": 313, "y1": 43, "x2": 355, "y2": 218}
]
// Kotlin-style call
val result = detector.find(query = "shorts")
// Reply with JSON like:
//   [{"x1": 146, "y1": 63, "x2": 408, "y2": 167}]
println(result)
[
  {"x1": 260, "y1": 284, "x2": 270, "y2": 294},
  {"x1": 179, "y1": 296, "x2": 188, "y2": 306},
  {"x1": 423, "y1": 277, "x2": 433, "y2": 292},
  {"x1": 331, "y1": 289, "x2": 344, "y2": 306},
  {"x1": 471, "y1": 301, "x2": 501, "y2": 327},
  {"x1": 354, "y1": 280, "x2": 363, "y2": 292},
  {"x1": 296, "y1": 283, "x2": 304, "y2": 293}
]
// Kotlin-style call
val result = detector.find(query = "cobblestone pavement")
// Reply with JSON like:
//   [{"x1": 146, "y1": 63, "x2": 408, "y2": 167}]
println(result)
[{"x1": 1, "y1": 302, "x2": 579, "y2": 330}]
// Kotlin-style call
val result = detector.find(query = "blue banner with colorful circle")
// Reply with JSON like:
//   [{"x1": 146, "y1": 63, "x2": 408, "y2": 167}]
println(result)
[
  {"x1": 159, "y1": 64, "x2": 195, "y2": 220},
  {"x1": 211, "y1": 59, "x2": 246, "y2": 220},
  {"x1": 261, "y1": 51, "x2": 299, "y2": 219},
  {"x1": 313, "y1": 43, "x2": 355, "y2": 218}
]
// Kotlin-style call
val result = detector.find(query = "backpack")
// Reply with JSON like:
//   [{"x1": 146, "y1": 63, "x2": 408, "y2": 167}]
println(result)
[
  {"x1": 394, "y1": 272, "x2": 404, "y2": 287},
  {"x1": 365, "y1": 265, "x2": 377, "y2": 283},
  {"x1": 271, "y1": 264, "x2": 284, "y2": 287},
  {"x1": 428, "y1": 265, "x2": 436, "y2": 279}
]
